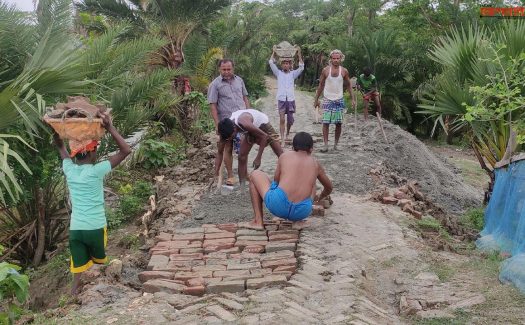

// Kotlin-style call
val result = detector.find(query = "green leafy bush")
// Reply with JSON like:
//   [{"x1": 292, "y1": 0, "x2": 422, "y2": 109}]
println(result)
[
  {"x1": 0, "y1": 246, "x2": 29, "y2": 324},
  {"x1": 460, "y1": 207, "x2": 485, "y2": 232},
  {"x1": 107, "y1": 180, "x2": 154, "y2": 229},
  {"x1": 137, "y1": 139, "x2": 182, "y2": 169}
]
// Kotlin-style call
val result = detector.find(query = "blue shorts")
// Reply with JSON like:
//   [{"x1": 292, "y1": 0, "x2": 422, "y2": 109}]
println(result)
[{"x1": 264, "y1": 181, "x2": 313, "y2": 221}]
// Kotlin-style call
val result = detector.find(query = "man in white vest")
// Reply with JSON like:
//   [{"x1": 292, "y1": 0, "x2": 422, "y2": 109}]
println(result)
[{"x1": 314, "y1": 49, "x2": 356, "y2": 152}]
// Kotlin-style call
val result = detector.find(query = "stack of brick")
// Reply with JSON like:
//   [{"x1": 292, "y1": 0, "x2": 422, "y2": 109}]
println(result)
[
  {"x1": 140, "y1": 220, "x2": 309, "y2": 296},
  {"x1": 374, "y1": 181, "x2": 426, "y2": 219}
]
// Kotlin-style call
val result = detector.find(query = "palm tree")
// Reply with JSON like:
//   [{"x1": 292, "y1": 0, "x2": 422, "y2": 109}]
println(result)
[{"x1": 417, "y1": 21, "x2": 525, "y2": 198}]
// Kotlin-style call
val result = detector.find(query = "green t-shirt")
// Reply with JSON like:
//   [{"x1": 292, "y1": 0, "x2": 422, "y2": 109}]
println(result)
[
  {"x1": 63, "y1": 159, "x2": 112, "y2": 230},
  {"x1": 357, "y1": 74, "x2": 377, "y2": 92}
]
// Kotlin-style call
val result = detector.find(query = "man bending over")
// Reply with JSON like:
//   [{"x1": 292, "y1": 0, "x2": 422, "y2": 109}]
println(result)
[
  {"x1": 247, "y1": 132, "x2": 333, "y2": 228},
  {"x1": 217, "y1": 109, "x2": 283, "y2": 186}
]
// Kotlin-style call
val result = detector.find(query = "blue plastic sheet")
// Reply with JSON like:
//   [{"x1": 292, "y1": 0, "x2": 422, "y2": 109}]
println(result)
[{"x1": 476, "y1": 160, "x2": 525, "y2": 292}]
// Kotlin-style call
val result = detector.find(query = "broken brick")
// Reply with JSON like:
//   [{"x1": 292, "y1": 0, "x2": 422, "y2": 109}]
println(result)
[
  {"x1": 147, "y1": 254, "x2": 169, "y2": 271},
  {"x1": 143, "y1": 279, "x2": 185, "y2": 294},
  {"x1": 138, "y1": 271, "x2": 173, "y2": 283},
  {"x1": 183, "y1": 285, "x2": 205, "y2": 296},
  {"x1": 382, "y1": 196, "x2": 398, "y2": 205}
]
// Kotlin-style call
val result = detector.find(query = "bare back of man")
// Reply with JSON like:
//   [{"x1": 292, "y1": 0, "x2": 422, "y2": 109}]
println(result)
[{"x1": 246, "y1": 132, "x2": 333, "y2": 229}]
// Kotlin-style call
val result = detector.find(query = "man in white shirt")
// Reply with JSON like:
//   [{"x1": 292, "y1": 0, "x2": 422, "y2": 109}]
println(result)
[{"x1": 269, "y1": 48, "x2": 304, "y2": 146}]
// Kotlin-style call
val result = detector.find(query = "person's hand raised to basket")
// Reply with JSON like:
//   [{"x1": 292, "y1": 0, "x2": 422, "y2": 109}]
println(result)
[{"x1": 98, "y1": 111, "x2": 113, "y2": 129}]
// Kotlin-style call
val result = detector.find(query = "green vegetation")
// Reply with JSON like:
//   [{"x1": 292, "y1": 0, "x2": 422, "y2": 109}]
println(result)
[
  {"x1": 460, "y1": 207, "x2": 485, "y2": 232},
  {"x1": 107, "y1": 180, "x2": 153, "y2": 229},
  {"x1": 0, "y1": 245, "x2": 30, "y2": 324},
  {"x1": 411, "y1": 309, "x2": 471, "y2": 325}
]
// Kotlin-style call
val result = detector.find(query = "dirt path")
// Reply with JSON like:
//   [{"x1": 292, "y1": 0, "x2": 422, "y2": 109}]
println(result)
[{"x1": 55, "y1": 77, "x2": 525, "y2": 324}]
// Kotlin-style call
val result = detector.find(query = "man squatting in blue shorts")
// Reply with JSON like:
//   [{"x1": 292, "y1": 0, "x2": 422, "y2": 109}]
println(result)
[{"x1": 247, "y1": 132, "x2": 333, "y2": 228}]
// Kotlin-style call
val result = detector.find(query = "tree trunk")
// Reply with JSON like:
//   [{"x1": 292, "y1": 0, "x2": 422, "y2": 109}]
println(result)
[
  {"x1": 347, "y1": 8, "x2": 357, "y2": 37},
  {"x1": 33, "y1": 187, "x2": 46, "y2": 266}
]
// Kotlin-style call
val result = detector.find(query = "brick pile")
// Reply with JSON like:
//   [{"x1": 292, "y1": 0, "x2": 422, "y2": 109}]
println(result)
[{"x1": 139, "y1": 219, "x2": 310, "y2": 296}]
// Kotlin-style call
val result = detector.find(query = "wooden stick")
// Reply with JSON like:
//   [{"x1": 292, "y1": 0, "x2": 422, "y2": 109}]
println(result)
[
  {"x1": 354, "y1": 104, "x2": 357, "y2": 132},
  {"x1": 376, "y1": 112, "x2": 387, "y2": 142},
  {"x1": 217, "y1": 160, "x2": 224, "y2": 189}
]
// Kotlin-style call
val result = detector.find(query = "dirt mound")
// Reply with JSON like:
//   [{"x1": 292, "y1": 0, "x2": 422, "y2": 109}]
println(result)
[{"x1": 318, "y1": 116, "x2": 482, "y2": 214}]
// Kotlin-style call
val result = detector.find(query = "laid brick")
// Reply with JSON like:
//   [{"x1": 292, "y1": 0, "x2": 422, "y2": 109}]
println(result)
[
  {"x1": 236, "y1": 235, "x2": 268, "y2": 242},
  {"x1": 291, "y1": 221, "x2": 311, "y2": 230},
  {"x1": 280, "y1": 221, "x2": 293, "y2": 225},
  {"x1": 239, "y1": 252, "x2": 263, "y2": 260},
  {"x1": 138, "y1": 271, "x2": 173, "y2": 283},
  {"x1": 204, "y1": 227, "x2": 224, "y2": 234},
  {"x1": 167, "y1": 260, "x2": 204, "y2": 268},
  {"x1": 269, "y1": 239, "x2": 298, "y2": 244},
  {"x1": 154, "y1": 232, "x2": 172, "y2": 242},
  {"x1": 243, "y1": 245, "x2": 265, "y2": 253},
  {"x1": 204, "y1": 232, "x2": 236, "y2": 240},
  {"x1": 183, "y1": 285, "x2": 205, "y2": 296},
  {"x1": 268, "y1": 230, "x2": 299, "y2": 237},
  {"x1": 269, "y1": 234, "x2": 299, "y2": 241},
  {"x1": 235, "y1": 240, "x2": 269, "y2": 248},
  {"x1": 250, "y1": 268, "x2": 272, "y2": 277},
  {"x1": 143, "y1": 279, "x2": 185, "y2": 294},
  {"x1": 261, "y1": 258, "x2": 297, "y2": 270},
  {"x1": 206, "y1": 259, "x2": 230, "y2": 266},
  {"x1": 227, "y1": 261, "x2": 261, "y2": 271},
  {"x1": 204, "y1": 244, "x2": 234, "y2": 254},
  {"x1": 264, "y1": 225, "x2": 279, "y2": 231},
  {"x1": 311, "y1": 205, "x2": 324, "y2": 216},
  {"x1": 272, "y1": 271, "x2": 293, "y2": 280},
  {"x1": 202, "y1": 224, "x2": 217, "y2": 228},
  {"x1": 180, "y1": 248, "x2": 204, "y2": 254},
  {"x1": 203, "y1": 238, "x2": 235, "y2": 248},
  {"x1": 157, "y1": 241, "x2": 202, "y2": 249},
  {"x1": 174, "y1": 271, "x2": 213, "y2": 281},
  {"x1": 172, "y1": 233, "x2": 204, "y2": 242},
  {"x1": 236, "y1": 229, "x2": 267, "y2": 237},
  {"x1": 192, "y1": 264, "x2": 227, "y2": 272},
  {"x1": 170, "y1": 253, "x2": 203, "y2": 261},
  {"x1": 217, "y1": 247, "x2": 240, "y2": 254},
  {"x1": 206, "y1": 280, "x2": 246, "y2": 293},
  {"x1": 260, "y1": 250, "x2": 295, "y2": 261},
  {"x1": 205, "y1": 277, "x2": 223, "y2": 285},
  {"x1": 187, "y1": 277, "x2": 205, "y2": 287},
  {"x1": 214, "y1": 297, "x2": 244, "y2": 311},
  {"x1": 277, "y1": 224, "x2": 293, "y2": 230},
  {"x1": 158, "y1": 262, "x2": 191, "y2": 272},
  {"x1": 265, "y1": 242, "x2": 296, "y2": 253},
  {"x1": 246, "y1": 275, "x2": 288, "y2": 289},
  {"x1": 147, "y1": 254, "x2": 169, "y2": 271},
  {"x1": 221, "y1": 274, "x2": 263, "y2": 282},
  {"x1": 174, "y1": 227, "x2": 204, "y2": 234},
  {"x1": 274, "y1": 265, "x2": 296, "y2": 273},
  {"x1": 214, "y1": 270, "x2": 251, "y2": 278},
  {"x1": 217, "y1": 223, "x2": 238, "y2": 232},
  {"x1": 205, "y1": 252, "x2": 228, "y2": 259},
  {"x1": 150, "y1": 249, "x2": 179, "y2": 257}
]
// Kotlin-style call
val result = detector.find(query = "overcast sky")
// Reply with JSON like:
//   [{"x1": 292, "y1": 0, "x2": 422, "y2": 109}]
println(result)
[{"x1": 4, "y1": 0, "x2": 35, "y2": 11}]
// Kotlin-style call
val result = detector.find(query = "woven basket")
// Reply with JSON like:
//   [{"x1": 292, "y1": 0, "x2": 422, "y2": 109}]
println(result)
[
  {"x1": 44, "y1": 108, "x2": 105, "y2": 141},
  {"x1": 274, "y1": 41, "x2": 298, "y2": 59}
]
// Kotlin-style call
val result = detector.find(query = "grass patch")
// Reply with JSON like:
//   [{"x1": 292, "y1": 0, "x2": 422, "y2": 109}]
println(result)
[
  {"x1": 466, "y1": 251, "x2": 504, "y2": 277},
  {"x1": 381, "y1": 256, "x2": 402, "y2": 268},
  {"x1": 427, "y1": 260, "x2": 456, "y2": 282},
  {"x1": 118, "y1": 233, "x2": 141, "y2": 251},
  {"x1": 106, "y1": 179, "x2": 153, "y2": 230},
  {"x1": 417, "y1": 218, "x2": 442, "y2": 231},
  {"x1": 27, "y1": 248, "x2": 70, "y2": 282},
  {"x1": 459, "y1": 207, "x2": 485, "y2": 232}
]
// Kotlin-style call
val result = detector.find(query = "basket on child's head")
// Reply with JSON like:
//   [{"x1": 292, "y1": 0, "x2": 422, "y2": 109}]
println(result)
[
  {"x1": 44, "y1": 97, "x2": 108, "y2": 142},
  {"x1": 273, "y1": 41, "x2": 298, "y2": 58}
]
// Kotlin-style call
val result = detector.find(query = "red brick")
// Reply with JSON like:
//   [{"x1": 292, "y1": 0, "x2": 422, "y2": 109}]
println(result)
[
  {"x1": 204, "y1": 244, "x2": 234, "y2": 254},
  {"x1": 227, "y1": 261, "x2": 261, "y2": 270},
  {"x1": 312, "y1": 205, "x2": 325, "y2": 216},
  {"x1": 394, "y1": 191, "x2": 410, "y2": 200},
  {"x1": 205, "y1": 232, "x2": 236, "y2": 240},
  {"x1": 202, "y1": 224, "x2": 217, "y2": 228},
  {"x1": 246, "y1": 275, "x2": 287, "y2": 289},
  {"x1": 236, "y1": 235, "x2": 268, "y2": 242},
  {"x1": 147, "y1": 255, "x2": 169, "y2": 271},
  {"x1": 214, "y1": 270, "x2": 251, "y2": 278},
  {"x1": 274, "y1": 265, "x2": 296, "y2": 273},
  {"x1": 381, "y1": 196, "x2": 398, "y2": 205},
  {"x1": 217, "y1": 247, "x2": 240, "y2": 254},
  {"x1": 250, "y1": 268, "x2": 272, "y2": 277},
  {"x1": 261, "y1": 258, "x2": 297, "y2": 270},
  {"x1": 264, "y1": 225, "x2": 279, "y2": 231},
  {"x1": 203, "y1": 238, "x2": 235, "y2": 248},
  {"x1": 138, "y1": 271, "x2": 173, "y2": 283},
  {"x1": 235, "y1": 240, "x2": 269, "y2": 248},
  {"x1": 243, "y1": 245, "x2": 265, "y2": 253},
  {"x1": 169, "y1": 253, "x2": 203, "y2": 261},
  {"x1": 268, "y1": 230, "x2": 299, "y2": 237},
  {"x1": 204, "y1": 227, "x2": 224, "y2": 233},
  {"x1": 291, "y1": 220, "x2": 311, "y2": 230},
  {"x1": 143, "y1": 279, "x2": 185, "y2": 294},
  {"x1": 206, "y1": 280, "x2": 245, "y2": 293},
  {"x1": 167, "y1": 260, "x2": 204, "y2": 268},
  {"x1": 157, "y1": 241, "x2": 202, "y2": 249},
  {"x1": 205, "y1": 259, "x2": 230, "y2": 266},
  {"x1": 183, "y1": 285, "x2": 205, "y2": 296},
  {"x1": 172, "y1": 233, "x2": 204, "y2": 242},
  {"x1": 260, "y1": 251, "x2": 295, "y2": 261},
  {"x1": 173, "y1": 227, "x2": 204, "y2": 234},
  {"x1": 265, "y1": 242, "x2": 296, "y2": 253},
  {"x1": 174, "y1": 271, "x2": 213, "y2": 281},
  {"x1": 150, "y1": 249, "x2": 179, "y2": 257},
  {"x1": 154, "y1": 232, "x2": 172, "y2": 242},
  {"x1": 217, "y1": 223, "x2": 238, "y2": 232},
  {"x1": 179, "y1": 248, "x2": 204, "y2": 254},
  {"x1": 159, "y1": 262, "x2": 191, "y2": 272},
  {"x1": 236, "y1": 229, "x2": 267, "y2": 237},
  {"x1": 269, "y1": 234, "x2": 299, "y2": 241},
  {"x1": 192, "y1": 264, "x2": 227, "y2": 272},
  {"x1": 205, "y1": 252, "x2": 228, "y2": 259},
  {"x1": 277, "y1": 224, "x2": 293, "y2": 230},
  {"x1": 187, "y1": 277, "x2": 205, "y2": 287},
  {"x1": 239, "y1": 252, "x2": 263, "y2": 259}
]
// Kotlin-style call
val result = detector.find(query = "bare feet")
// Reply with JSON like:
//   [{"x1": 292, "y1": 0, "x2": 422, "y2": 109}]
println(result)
[
  {"x1": 320, "y1": 144, "x2": 328, "y2": 153},
  {"x1": 238, "y1": 221, "x2": 265, "y2": 230}
]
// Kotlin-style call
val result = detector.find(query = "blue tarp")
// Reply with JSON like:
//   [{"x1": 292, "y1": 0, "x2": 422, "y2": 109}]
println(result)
[{"x1": 476, "y1": 159, "x2": 525, "y2": 292}]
